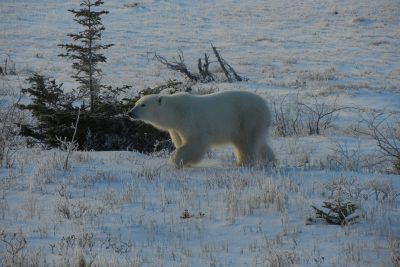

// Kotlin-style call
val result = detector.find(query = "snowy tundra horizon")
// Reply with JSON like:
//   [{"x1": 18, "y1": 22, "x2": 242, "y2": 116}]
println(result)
[{"x1": 1, "y1": 0, "x2": 399, "y2": 266}]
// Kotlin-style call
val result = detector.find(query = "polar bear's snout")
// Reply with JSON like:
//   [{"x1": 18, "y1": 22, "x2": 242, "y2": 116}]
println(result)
[{"x1": 128, "y1": 106, "x2": 140, "y2": 120}]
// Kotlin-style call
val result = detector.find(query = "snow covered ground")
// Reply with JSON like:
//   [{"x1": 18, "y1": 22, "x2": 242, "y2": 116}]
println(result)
[{"x1": 0, "y1": 0, "x2": 399, "y2": 266}]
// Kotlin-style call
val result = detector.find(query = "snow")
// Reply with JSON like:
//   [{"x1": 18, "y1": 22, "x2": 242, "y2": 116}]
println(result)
[{"x1": 1, "y1": 0, "x2": 400, "y2": 266}]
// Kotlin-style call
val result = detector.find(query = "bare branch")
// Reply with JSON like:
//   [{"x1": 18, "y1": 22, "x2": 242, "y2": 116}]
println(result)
[
  {"x1": 211, "y1": 43, "x2": 232, "y2": 82},
  {"x1": 210, "y1": 43, "x2": 246, "y2": 82},
  {"x1": 355, "y1": 111, "x2": 400, "y2": 170},
  {"x1": 153, "y1": 51, "x2": 198, "y2": 81},
  {"x1": 57, "y1": 108, "x2": 81, "y2": 170},
  {"x1": 297, "y1": 96, "x2": 350, "y2": 135},
  {"x1": 198, "y1": 53, "x2": 214, "y2": 82},
  {"x1": 153, "y1": 44, "x2": 246, "y2": 83}
]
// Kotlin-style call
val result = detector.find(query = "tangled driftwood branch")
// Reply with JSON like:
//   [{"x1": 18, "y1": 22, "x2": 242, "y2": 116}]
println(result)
[
  {"x1": 210, "y1": 43, "x2": 244, "y2": 82},
  {"x1": 154, "y1": 44, "x2": 247, "y2": 83},
  {"x1": 153, "y1": 49, "x2": 198, "y2": 81}
]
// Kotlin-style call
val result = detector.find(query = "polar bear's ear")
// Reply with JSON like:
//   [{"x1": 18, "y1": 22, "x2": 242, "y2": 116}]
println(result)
[{"x1": 157, "y1": 96, "x2": 163, "y2": 105}]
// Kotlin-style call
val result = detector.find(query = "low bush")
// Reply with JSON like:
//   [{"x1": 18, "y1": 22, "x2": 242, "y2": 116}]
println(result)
[{"x1": 18, "y1": 74, "x2": 171, "y2": 153}]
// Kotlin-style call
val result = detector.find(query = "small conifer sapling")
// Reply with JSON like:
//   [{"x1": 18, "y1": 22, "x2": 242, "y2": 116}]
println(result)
[{"x1": 58, "y1": 0, "x2": 114, "y2": 112}]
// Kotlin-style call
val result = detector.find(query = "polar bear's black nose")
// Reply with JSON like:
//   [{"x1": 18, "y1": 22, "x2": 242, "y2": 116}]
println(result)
[{"x1": 128, "y1": 107, "x2": 138, "y2": 119}]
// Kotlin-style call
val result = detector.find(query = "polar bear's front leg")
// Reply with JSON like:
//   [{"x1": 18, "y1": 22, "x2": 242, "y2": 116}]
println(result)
[
  {"x1": 169, "y1": 130, "x2": 183, "y2": 148},
  {"x1": 171, "y1": 143, "x2": 207, "y2": 168}
]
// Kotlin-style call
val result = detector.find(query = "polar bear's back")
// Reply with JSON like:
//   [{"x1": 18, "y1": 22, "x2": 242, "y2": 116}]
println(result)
[
  {"x1": 177, "y1": 91, "x2": 271, "y2": 144},
  {"x1": 194, "y1": 90, "x2": 271, "y2": 123}
]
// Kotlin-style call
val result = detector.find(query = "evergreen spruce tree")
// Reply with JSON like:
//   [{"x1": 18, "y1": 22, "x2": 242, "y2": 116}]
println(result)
[
  {"x1": 18, "y1": 0, "x2": 171, "y2": 152},
  {"x1": 19, "y1": 74, "x2": 170, "y2": 152},
  {"x1": 58, "y1": 0, "x2": 113, "y2": 112}
]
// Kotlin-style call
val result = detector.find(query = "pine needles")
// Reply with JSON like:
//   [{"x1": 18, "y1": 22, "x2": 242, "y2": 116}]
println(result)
[{"x1": 312, "y1": 200, "x2": 359, "y2": 225}]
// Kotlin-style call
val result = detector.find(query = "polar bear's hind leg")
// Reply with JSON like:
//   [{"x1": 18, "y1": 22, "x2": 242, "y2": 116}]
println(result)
[{"x1": 258, "y1": 140, "x2": 276, "y2": 163}]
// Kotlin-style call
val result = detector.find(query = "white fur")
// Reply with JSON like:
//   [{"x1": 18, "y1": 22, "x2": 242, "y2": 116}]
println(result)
[{"x1": 130, "y1": 91, "x2": 275, "y2": 168}]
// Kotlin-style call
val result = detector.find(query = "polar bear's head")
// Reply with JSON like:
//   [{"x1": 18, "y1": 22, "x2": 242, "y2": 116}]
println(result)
[{"x1": 129, "y1": 94, "x2": 170, "y2": 129}]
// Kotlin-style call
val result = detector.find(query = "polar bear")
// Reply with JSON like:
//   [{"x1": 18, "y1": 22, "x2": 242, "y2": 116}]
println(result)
[{"x1": 129, "y1": 91, "x2": 275, "y2": 168}]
